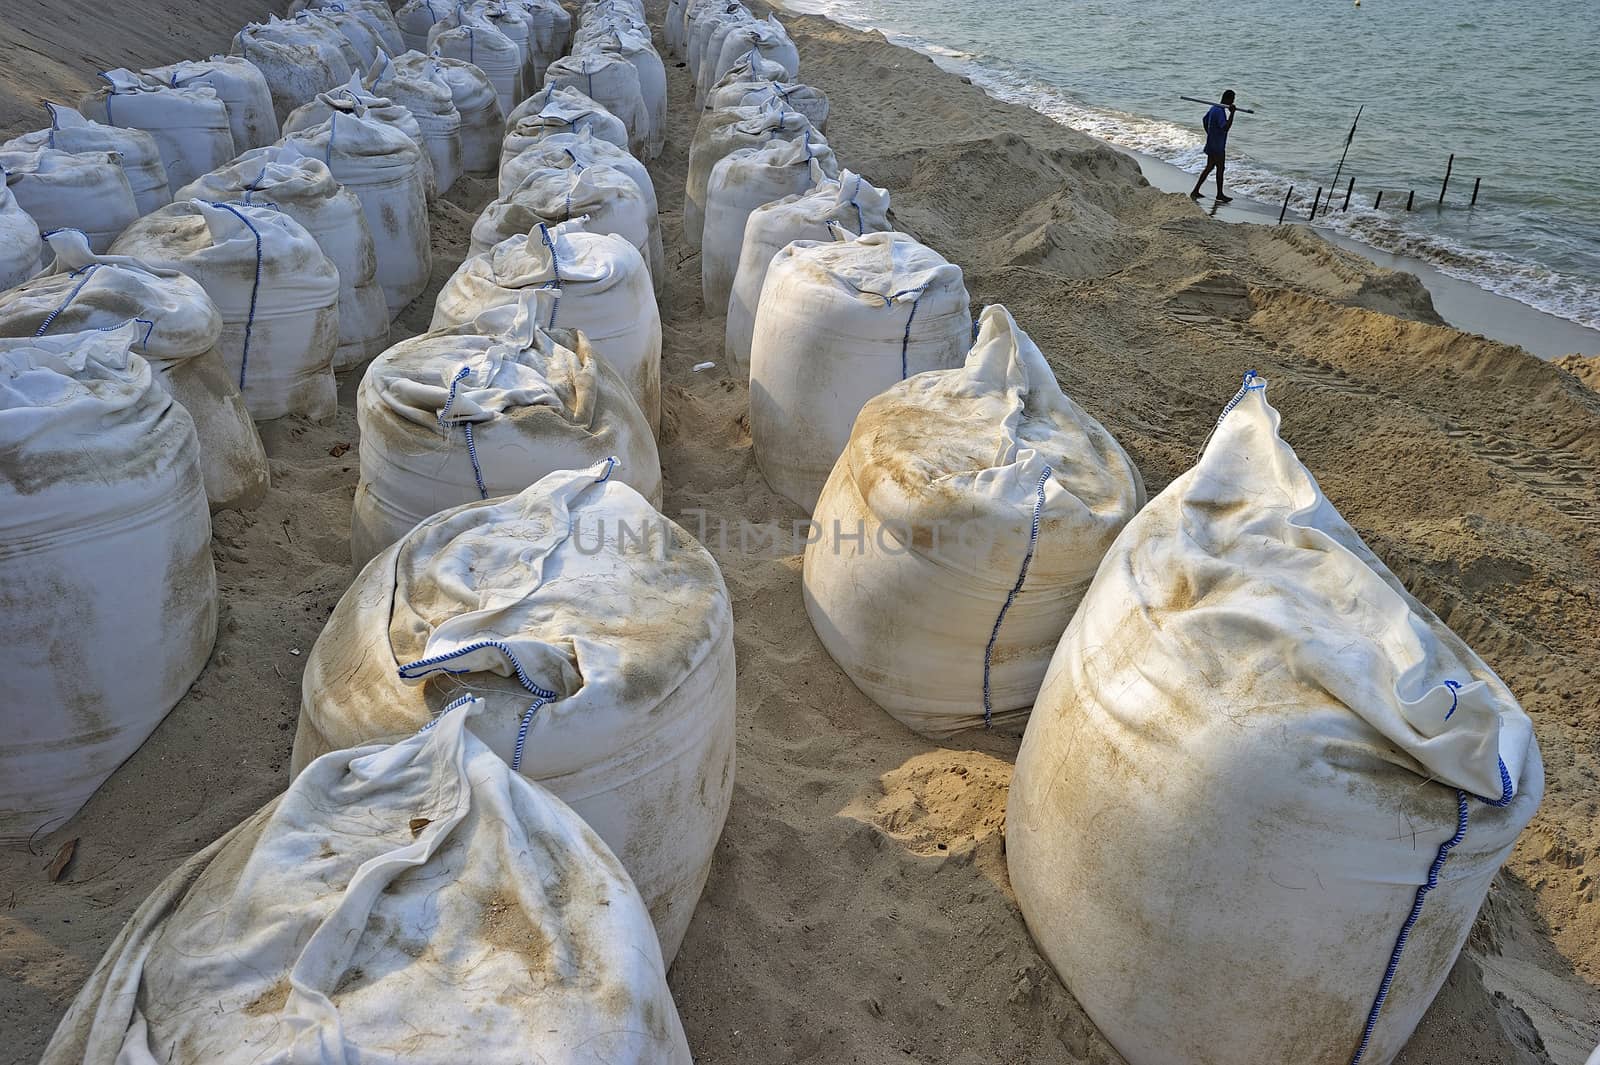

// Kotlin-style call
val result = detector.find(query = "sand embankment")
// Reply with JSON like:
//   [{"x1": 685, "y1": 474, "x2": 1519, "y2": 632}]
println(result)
[{"x1": 0, "y1": 2, "x2": 1597, "y2": 1064}]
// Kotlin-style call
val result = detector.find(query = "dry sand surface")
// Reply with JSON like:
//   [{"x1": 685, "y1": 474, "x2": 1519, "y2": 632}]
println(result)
[{"x1": 2, "y1": 1, "x2": 1599, "y2": 1063}]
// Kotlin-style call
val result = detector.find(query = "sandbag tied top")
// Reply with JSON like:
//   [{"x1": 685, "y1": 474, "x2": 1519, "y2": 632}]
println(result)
[
  {"x1": 366, "y1": 52, "x2": 464, "y2": 195},
  {"x1": 0, "y1": 229, "x2": 269, "y2": 511},
  {"x1": 0, "y1": 167, "x2": 42, "y2": 289},
  {"x1": 293, "y1": 0, "x2": 406, "y2": 57},
  {"x1": 177, "y1": 142, "x2": 389, "y2": 369},
  {"x1": 542, "y1": 52, "x2": 650, "y2": 159},
  {"x1": 750, "y1": 231, "x2": 972, "y2": 513},
  {"x1": 231, "y1": 14, "x2": 357, "y2": 122},
  {"x1": 282, "y1": 107, "x2": 431, "y2": 318},
  {"x1": 1006, "y1": 374, "x2": 1543, "y2": 1065},
  {"x1": 691, "y1": 5, "x2": 753, "y2": 87},
  {"x1": 802, "y1": 305, "x2": 1145, "y2": 738},
  {"x1": 0, "y1": 323, "x2": 216, "y2": 844},
  {"x1": 434, "y1": 221, "x2": 662, "y2": 432},
  {"x1": 3, "y1": 103, "x2": 171, "y2": 216},
  {"x1": 145, "y1": 56, "x2": 280, "y2": 153},
  {"x1": 391, "y1": 51, "x2": 502, "y2": 177},
  {"x1": 462, "y1": 0, "x2": 541, "y2": 91},
  {"x1": 512, "y1": 0, "x2": 573, "y2": 58},
  {"x1": 685, "y1": 103, "x2": 823, "y2": 249},
  {"x1": 726, "y1": 169, "x2": 891, "y2": 377},
  {"x1": 576, "y1": 27, "x2": 668, "y2": 159},
  {"x1": 0, "y1": 147, "x2": 139, "y2": 254},
  {"x1": 471, "y1": 164, "x2": 658, "y2": 286},
  {"x1": 394, "y1": 0, "x2": 453, "y2": 53},
  {"x1": 707, "y1": 71, "x2": 830, "y2": 135},
  {"x1": 304, "y1": 1, "x2": 390, "y2": 68},
  {"x1": 702, "y1": 138, "x2": 841, "y2": 316},
  {"x1": 702, "y1": 15, "x2": 800, "y2": 109},
  {"x1": 294, "y1": 462, "x2": 737, "y2": 963},
  {"x1": 284, "y1": 74, "x2": 438, "y2": 202},
  {"x1": 43, "y1": 698, "x2": 694, "y2": 1065},
  {"x1": 78, "y1": 69, "x2": 235, "y2": 192},
  {"x1": 350, "y1": 291, "x2": 662, "y2": 568},
  {"x1": 428, "y1": 14, "x2": 524, "y2": 117},
  {"x1": 111, "y1": 200, "x2": 341, "y2": 422},
  {"x1": 504, "y1": 85, "x2": 629, "y2": 154}
]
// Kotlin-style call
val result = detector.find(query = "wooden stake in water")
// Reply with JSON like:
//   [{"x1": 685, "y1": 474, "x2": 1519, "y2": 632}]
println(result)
[
  {"x1": 1406, "y1": 189, "x2": 1415, "y2": 211},
  {"x1": 1374, "y1": 190, "x2": 1384, "y2": 209},
  {"x1": 1439, "y1": 153, "x2": 1454, "y2": 205},
  {"x1": 1279, "y1": 186, "x2": 1294, "y2": 224},
  {"x1": 1342, "y1": 177, "x2": 1355, "y2": 211},
  {"x1": 1310, "y1": 186, "x2": 1323, "y2": 221},
  {"x1": 1471, "y1": 177, "x2": 1481, "y2": 206}
]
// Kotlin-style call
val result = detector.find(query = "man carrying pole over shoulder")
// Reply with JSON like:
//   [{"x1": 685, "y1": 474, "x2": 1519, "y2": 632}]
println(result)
[{"x1": 1190, "y1": 90, "x2": 1237, "y2": 203}]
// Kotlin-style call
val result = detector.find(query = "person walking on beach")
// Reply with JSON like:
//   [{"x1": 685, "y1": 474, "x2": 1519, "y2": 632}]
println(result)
[{"x1": 1190, "y1": 90, "x2": 1237, "y2": 203}]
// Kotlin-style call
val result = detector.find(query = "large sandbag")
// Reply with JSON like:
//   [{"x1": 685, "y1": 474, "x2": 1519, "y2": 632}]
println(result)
[
  {"x1": 515, "y1": 0, "x2": 572, "y2": 57},
  {"x1": 0, "y1": 169, "x2": 42, "y2": 288},
  {"x1": 367, "y1": 53, "x2": 464, "y2": 195},
  {"x1": 471, "y1": 164, "x2": 657, "y2": 287},
  {"x1": 579, "y1": 28, "x2": 666, "y2": 159},
  {"x1": 350, "y1": 293, "x2": 661, "y2": 568},
  {"x1": 803, "y1": 306, "x2": 1144, "y2": 738},
  {"x1": 685, "y1": 104, "x2": 819, "y2": 249},
  {"x1": 231, "y1": 15, "x2": 356, "y2": 121},
  {"x1": 146, "y1": 56, "x2": 280, "y2": 152},
  {"x1": 392, "y1": 51, "x2": 502, "y2": 177},
  {"x1": 309, "y1": 2, "x2": 391, "y2": 67},
  {"x1": 0, "y1": 147, "x2": 138, "y2": 254},
  {"x1": 79, "y1": 70, "x2": 235, "y2": 192},
  {"x1": 706, "y1": 72, "x2": 829, "y2": 133},
  {"x1": 434, "y1": 221, "x2": 661, "y2": 432},
  {"x1": 691, "y1": 5, "x2": 750, "y2": 87},
  {"x1": 41, "y1": 697, "x2": 693, "y2": 1064},
  {"x1": 281, "y1": 110, "x2": 431, "y2": 318},
  {"x1": 503, "y1": 86, "x2": 630, "y2": 157},
  {"x1": 1, "y1": 103, "x2": 169, "y2": 217},
  {"x1": 750, "y1": 231, "x2": 971, "y2": 512},
  {"x1": 293, "y1": 463, "x2": 736, "y2": 963},
  {"x1": 0, "y1": 229, "x2": 270, "y2": 511},
  {"x1": 428, "y1": 15, "x2": 524, "y2": 117},
  {"x1": 394, "y1": 0, "x2": 452, "y2": 52},
  {"x1": 702, "y1": 140, "x2": 838, "y2": 315},
  {"x1": 112, "y1": 200, "x2": 341, "y2": 421},
  {"x1": 704, "y1": 15, "x2": 800, "y2": 107},
  {"x1": 1007, "y1": 373, "x2": 1544, "y2": 1065},
  {"x1": 468, "y1": 0, "x2": 540, "y2": 91},
  {"x1": 687, "y1": 1, "x2": 744, "y2": 80},
  {"x1": 177, "y1": 143, "x2": 389, "y2": 369},
  {"x1": 292, "y1": 0, "x2": 405, "y2": 56},
  {"x1": 0, "y1": 323, "x2": 216, "y2": 843},
  {"x1": 283, "y1": 74, "x2": 437, "y2": 203},
  {"x1": 725, "y1": 169, "x2": 889, "y2": 377},
  {"x1": 542, "y1": 52, "x2": 649, "y2": 157}
]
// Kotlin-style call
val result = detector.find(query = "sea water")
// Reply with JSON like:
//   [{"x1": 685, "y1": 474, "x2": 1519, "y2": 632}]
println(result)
[{"x1": 783, "y1": 0, "x2": 1600, "y2": 332}]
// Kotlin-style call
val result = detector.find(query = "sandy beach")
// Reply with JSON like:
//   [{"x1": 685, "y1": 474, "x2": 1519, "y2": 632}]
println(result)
[{"x1": 1, "y1": 1, "x2": 1598, "y2": 1063}]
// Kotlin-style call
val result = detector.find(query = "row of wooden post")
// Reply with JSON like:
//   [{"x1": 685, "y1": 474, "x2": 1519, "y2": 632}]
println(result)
[{"x1": 1276, "y1": 155, "x2": 1482, "y2": 225}]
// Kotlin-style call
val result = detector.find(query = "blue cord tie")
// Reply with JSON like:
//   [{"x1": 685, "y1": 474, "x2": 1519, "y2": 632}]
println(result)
[
  {"x1": 1442, "y1": 679, "x2": 1462, "y2": 719},
  {"x1": 594, "y1": 456, "x2": 617, "y2": 483},
  {"x1": 208, "y1": 203, "x2": 264, "y2": 390},
  {"x1": 438, "y1": 364, "x2": 489, "y2": 499},
  {"x1": 33, "y1": 264, "x2": 102, "y2": 336},
  {"x1": 1198, "y1": 369, "x2": 1264, "y2": 458},
  {"x1": 397, "y1": 639, "x2": 558, "y2": 772},
  {"x1": 898, "y1": 293, "x2": 923, "y2": 380},
  {"x1": 981, "y1": 465, "x2": 1051, "y2": 727},
  {"x1": 324, "y1": 112, "x2": 338, "y2": 164},
  {"x1": 538, "y1": 222, "x2": 563, "y2": 329}
]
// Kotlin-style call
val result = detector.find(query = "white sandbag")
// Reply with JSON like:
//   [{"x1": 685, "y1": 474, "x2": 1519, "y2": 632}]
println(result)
[
  {"x1": 690, "y1": 4, "x2": 749, "y2": 85},
  {"x1": 803, "y1": 305, "x2": 1144, "y2": 738},
  {"x1": 42, "y1": 697, "x2": 693, "y2": 1064},
  {"x1": 1006, "y1": 372, "x2": 1544, "y2": 1065},
  {"x1": 469, "y1": 0, "x2": 540, "y2": 90},
  {"x1": 392, "y1": 51, "x2": 502, "y2": 177},
  {"x1": 702, "y1": 140, "x2": 838, "y2": 316},
  {"x1": 695, "y1": 11, "x2": 762, "y2": 107},
  {"x1": 726, "y1": 169, "x2": 889, "y2": 377},
  {"x1": 177, "y1": 143, "x2": 389, "y2": 369},
  {"x1": 284, "y1": 74, "x2": 438, "y2": 203},
  {"x1": 1, "y1": 103, "x2": 170, "y2": 217},
  {"x1": 0, "y1": 323, "x2": 216, "y2": 843},
  {"x1": 146, "y1": 56, "x2": 281, "y2": 152},
  {"x1": 685, "y1": 104, "x2": 819, "y2": 249},
  {"x1": 542, "y1": 52, "x2": 649, "y2": 158},
  {"x1": 706, "y1": 15, "x2": 800, "y2": 106},
  {"x1": 706, "y1": 73, "x2": 829, "y2": 133},
  {"x1": 434, "y1": 221, "x2": 662, "y2": 432},
  {"x1": 428, "y1": 15, "x2": 524, "y2": 117},
  {"x1": 703, "y1": 45, "x2": 789, "y2": 100},
  {"x1": 471, "y1": 164, "x2": 656, "y2": 286},
  {"x1": 580, "y1": 28, "x2": 667, "y2": 158},
  {"x1": 281, "y1": 110, "x2": 431, "y2": 318},
  {"x1": 367, "y1": 53, "x2": 464, "y2": 194},
  {"x1": 293, "y1": 462, "x2": 736, "y2": 963},
  {"x1": 750, "y1": 231, "x2": 971, "y2": 512},
  {"x1": 0, "y1": 170, "x2": 42, "y2": 288},
  {"x1": 350, "y1": 292, "x2": 661, "y2": 567},
  {"x1": 79, "y1": 70, "x2": 235, "y2": 192},
  {"x1": 517, "y1": 0, "x2": 572, "y2": 56},
  {"x1": 0, "y1": 147, "x2": 138, "y2": 253},
  {"x1": 665, "y1": 0, "x2": 688, "y2": 56},
  {"x1": 231, "y1": 15, "x2": 356, "y2": 121},
  {"x1": 112, "y1": 200, "x2": 340, "y2": 421},
  {"x1": 292, "y1": 0, "x2": 405, "y2": 56},
  {"x1": 311, "y1": 3, "x2": 391, "y2": 68},
  {"x1": 0, "y1": 229, "x2": 269, "y2": 511},
  {"x1": 394, "y1": 0, "x2": 452, "y2": 52},
  {"x1": 503, "y1": 87, "x2": 630, "y2": 159}
]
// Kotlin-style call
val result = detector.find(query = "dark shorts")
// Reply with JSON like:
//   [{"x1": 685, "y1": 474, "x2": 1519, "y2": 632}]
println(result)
[{"x1": 1205, "y1": 149, "x2": 1226, "y2": 162}]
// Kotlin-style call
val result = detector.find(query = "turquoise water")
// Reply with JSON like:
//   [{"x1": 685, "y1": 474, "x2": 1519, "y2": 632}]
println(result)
[{"x1": 785, "y1": 0, "x2": 1600, "y2": 331}]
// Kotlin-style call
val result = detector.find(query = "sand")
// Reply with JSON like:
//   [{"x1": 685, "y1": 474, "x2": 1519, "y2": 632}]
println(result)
[{"x1": 2, "y1": 2, "x2": 1599, "y2": 1063}]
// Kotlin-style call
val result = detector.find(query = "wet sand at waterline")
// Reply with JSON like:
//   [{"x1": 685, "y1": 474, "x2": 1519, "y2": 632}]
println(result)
[{"x1": 3, "y1": 1, "x2": 1600, "y2": 1063}]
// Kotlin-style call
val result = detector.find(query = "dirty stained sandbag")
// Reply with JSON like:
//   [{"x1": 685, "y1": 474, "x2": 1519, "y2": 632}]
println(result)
[
  {"x1": 231, "y1": 15, "x2": 356, "y2": 121},
  {"x1": 0, "y1": 147, "x2": 139, "y2": 254},
  {"x1": 0, "y1": 323, "x2": 216, "y2": 844},
  {"x1": 281, "y1": 109, "x2": 432, "y2": 318},
  {"x1": 465, "y1": 1, "x2": 540, "y2": 92},
  {"x1": 702, "y1": 15, "x2": 800, "y2": 109},
  {"x1": 542, "y1": 52, "x2": 649, "y2": 158},
  {"x1": 391, "y1": 51, "x2": 502, "y2": 177},
  {"x1": 292, "y1": 0, "x2": 405, "y2": 56},
  {"x1": 428, "y1": 15, "x2": 524, "y2": 117},
  {"x1": 0, "y1": 229, "x2": 269, "y2": 511},
  {"x1": 434, "y1": 221, "x2": 662, "y2": 433},
  {"x1": 750, "y1": 231, "x2": 972, "y2": 513},
  {"x1": 303, "y1": 2, "x2": 391, "y2": 68},
  {"x1": 471, "y1": 164, "x2": 657, "y2": 287},
  {"x1": 503, "y1": 86, "x2": 630, "y2": 157},
  {"x1": 350, "y1": 292, "x2": 661, "y2": 569},
  {"x1": 112, "y1": 200, "x2": 341, "y2": 421},
  {"x1": 144, "y1": 56, "x2": 280, "y2": 153},
  {"x1": 1006, "y1": 374, "x2": 1544, "y2": 1065},
  {"x1": 512, "y1": 0, "x2": 572, "y2": 58},
  {"x1": 2, "y1": 104, "x2": 170, "y2": 217},
  {"x1": 177, "y1": 142, "x2": 389, "y2": 369},
  {"x1": 78, "y1": 69, "x2": 236, "y2": 192},
  {"x1": 293, "y1": 463, "x2": 736, "y2": 964},
  {"x1": 685, "y1": 104, "x2": 821, "y2": 249},
  {"x1": 283, "y1": 75, "x2": 438, "y2": 203},
  {"x1": 701, "y1": 139, "x2": 839, "y2": 316},
  {"x1": 0, "y1": 171, "x2": 42, "y2": 288},
  {"x1": 367, "y1": 53, "x2": 463, "y2": 195},
  {"x1": 689, "y1": 4, "x2": 750, "y2": 88},
  {"x1": 394, "y1": 0, "x2": 453, "y2": 53},
  {"x1": 725, "y1": 169, "x2": 890, "y2": 377},
  {"x1": 41, "y1": 697, "x2": 693, "y2": 1065},
  {"x1": 803, "y1": 306, "x2": 1145, "y2": 738},
  {"x1": 706, "y1": 71, "x2": 830, "y2": 134},
  {"x1": 576, "y1": 28, "x2": 667, "y2": 159}
]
